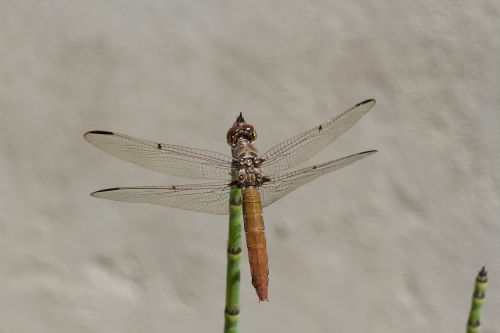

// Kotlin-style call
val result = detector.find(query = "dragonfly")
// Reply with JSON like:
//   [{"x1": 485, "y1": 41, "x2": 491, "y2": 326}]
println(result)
[{"x1": 84, "y1": 99, "x2": 377, "y2": 301}]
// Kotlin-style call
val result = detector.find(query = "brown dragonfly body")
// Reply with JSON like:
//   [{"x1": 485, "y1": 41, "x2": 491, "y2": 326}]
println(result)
[
  {"x1": 226, "y1": 114, "x2": 270, "y2": 300},
  {"x1": 242, "y1": 187, "x2": 268, "y2": 300},
  {"x1": 84, "y1": 99, "x2": 377, "y2": 301}
]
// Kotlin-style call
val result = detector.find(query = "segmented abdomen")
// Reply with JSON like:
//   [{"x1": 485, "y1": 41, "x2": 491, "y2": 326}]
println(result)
[{"x1": 242, "y1": 186, "x2": 269, "y2": 301}]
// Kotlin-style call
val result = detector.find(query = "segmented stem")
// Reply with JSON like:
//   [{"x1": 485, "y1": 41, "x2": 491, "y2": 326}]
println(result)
[
  {"x1": 467, "y1": 266, "x2": 488, "y2": 333},
  {"x1": 224, "y1": 187, "x2": 243, "y2": 333}
]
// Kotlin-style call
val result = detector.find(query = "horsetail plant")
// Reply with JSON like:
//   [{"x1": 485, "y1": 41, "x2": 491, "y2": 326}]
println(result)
[
  {"x1": 224, "y1": 187, "x2": 243, "y2": 333},
  {"x1": 467, "y1": 266, "x2": 488, "y2": 333}
]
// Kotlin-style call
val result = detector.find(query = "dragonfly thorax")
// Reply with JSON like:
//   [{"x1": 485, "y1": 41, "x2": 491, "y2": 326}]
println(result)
[
  {"x1": 231, "y1": 138, "x2": 259, "y2": 160},
  {"x1": 235, "y1": 164, "x2": 263, "y2": 186},
  {"x1": 231, "y1": 138, "x2": 265, "y2": 187}
]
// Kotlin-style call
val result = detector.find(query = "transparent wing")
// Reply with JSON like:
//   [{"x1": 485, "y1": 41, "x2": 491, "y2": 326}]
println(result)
[
  {"x1": 90, "y1": 151, "x2": 376, "y2": 214},
  {"x1": 84, "y1": 131, "x2": 233, "y2": 180},
  {"x1": 260, "y1": 150, "x2": 377, "y2": 208},
  {"x1": 91, "y1": 182, "x2": 232, "y2": 215},
  {"x1": 260, "y1": 99, "x2": 375, "y2": 175}
]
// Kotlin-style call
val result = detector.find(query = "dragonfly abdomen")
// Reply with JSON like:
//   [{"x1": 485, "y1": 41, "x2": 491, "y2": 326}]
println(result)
[{"x1": 242, "y1": 186, "x2": 269, "y2": 301}]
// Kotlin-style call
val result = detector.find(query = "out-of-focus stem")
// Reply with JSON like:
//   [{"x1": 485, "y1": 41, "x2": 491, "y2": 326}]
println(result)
[{"x1": 467, "y1": 266, "x2": 488, "y2": 333}]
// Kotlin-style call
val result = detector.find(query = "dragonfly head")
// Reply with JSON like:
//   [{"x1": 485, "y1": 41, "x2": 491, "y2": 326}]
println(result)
[{"x1": 227, "y1": 113, "x2": 257, "y2": 146}]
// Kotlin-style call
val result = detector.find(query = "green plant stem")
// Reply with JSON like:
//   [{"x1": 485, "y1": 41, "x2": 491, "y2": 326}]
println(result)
[
  {"x1": 467, "y1": 266, "x2": 488, "y2": 333},
  {"x1": 224, "y1": 187, "x2": 243, "y2": 333}
]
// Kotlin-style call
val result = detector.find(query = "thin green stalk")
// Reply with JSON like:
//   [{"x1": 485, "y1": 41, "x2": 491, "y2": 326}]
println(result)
[
  {"x1": 467, "y1": 266, "x2": 488, "y2": 333},
  {"x1": 224, "y1": 187, "x2": 243, "y2": 333}
]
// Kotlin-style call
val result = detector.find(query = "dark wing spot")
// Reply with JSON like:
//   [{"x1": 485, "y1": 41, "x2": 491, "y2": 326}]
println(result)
[
  {"x1": 355, "y1": 99, "x2": 375, "y2": 107},
  {"x1": 312, "y1": 165, "x2": 317, "y2": 170},
  {"x1": 157, "y1": 143, "x2": 162, "y2": 149},
  {"x1": 261, "y1": 176, "x2": 271, "y2": 183},
  {"x1": 91, "y1": 187, "x2": 121, "y2": 196},
  {"x1": 318, "y1": 125, "x2": 323, "y2": 131},
  {"x1": 95, "y1": 187, "x2": 121, "y2": 192},
  {"x1": 87, "y1": 130, "x2": 114, "y2": 135},
  {"x1": 171, "y1": 185, "x2": 176, "y2": 190}
]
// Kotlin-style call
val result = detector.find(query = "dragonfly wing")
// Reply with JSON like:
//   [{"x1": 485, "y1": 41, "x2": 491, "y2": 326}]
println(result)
[
  {"x1": 84, "y1": 131, "x2": 233, "y2": 180},
  {"x1": 259, "y1": 150, "x2": 376, "y2": 208},
  {"x1": 260, "y1": 99, "x2": 375, "y2": 175},
  {"x1": 91, "y1": 182, "x2": 232, "y2": 215}
]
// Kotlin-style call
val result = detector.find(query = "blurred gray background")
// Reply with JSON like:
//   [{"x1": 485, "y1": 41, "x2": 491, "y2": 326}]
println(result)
[{"x1": 1, "y1": 1, "x2": 499, "y2": 332}]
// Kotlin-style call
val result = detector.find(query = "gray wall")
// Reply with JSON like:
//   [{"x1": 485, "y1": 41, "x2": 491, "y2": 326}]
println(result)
[{"x1": 1, "y1": 1, "x2": 499, "y2": 332}]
